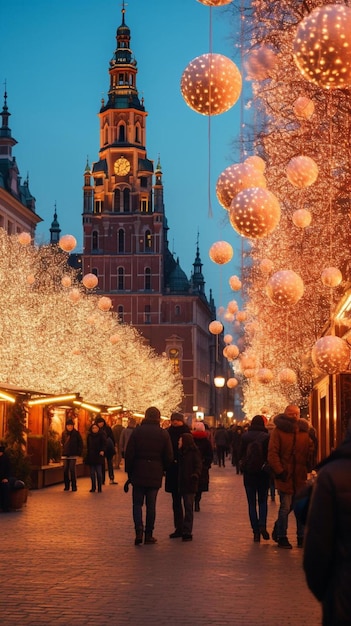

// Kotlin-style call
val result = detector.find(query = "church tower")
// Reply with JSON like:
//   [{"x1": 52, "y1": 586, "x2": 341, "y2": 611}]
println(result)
[{"x1": 82, "y1": 5, "x2": 220, "y2": 417}]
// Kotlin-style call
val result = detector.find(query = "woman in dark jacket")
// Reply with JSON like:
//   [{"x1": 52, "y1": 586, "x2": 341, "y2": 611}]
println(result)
[
  {"x1": 86, "y1": 422, "x2": 106, "y2": 493},
  {"x1": 178, "y1": 433, "x2": 202, "y2": 541},
  {"x1": 240, "y1": 415, "x2": 270, "y2": 542},
  {"x1": 61, "y1": 418, "x2": 83, "y2": 492},
  {"x1": 303, "y1": 431, "x2": 351, "y2": 625},
  {"x1": 192, "y1": 421, "x2": 213, "y2": 512}
]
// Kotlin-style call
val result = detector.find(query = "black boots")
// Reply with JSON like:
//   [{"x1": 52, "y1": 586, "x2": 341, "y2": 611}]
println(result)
[
  {"x1": 194, "y1": 501, "x2": 200, "y2": 512},
  {"x1": 135, "y1": 529, "x2": 143, "y2": 545},
  {"x1": 144, "y1": 533, "x2": 157, "y2": 544}
]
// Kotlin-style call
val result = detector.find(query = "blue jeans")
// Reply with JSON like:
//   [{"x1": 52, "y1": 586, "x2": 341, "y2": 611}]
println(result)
[
  {"x1": 63, "y1": 458, "x2": 77, "y2": 490},
  {"x1": 244, "y1": 482, "x2": 269, "y2": 533},
  {"x1": 276, "y1": 491, "x2": 305, "y2": 538},
  {"x1": 132, "y1": 486, "x2": 158, "y2": 534}
]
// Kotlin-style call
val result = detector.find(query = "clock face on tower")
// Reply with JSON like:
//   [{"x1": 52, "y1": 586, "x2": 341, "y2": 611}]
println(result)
[{"x1": 114, "y1": 157, "x2": 131, "y2": 176}]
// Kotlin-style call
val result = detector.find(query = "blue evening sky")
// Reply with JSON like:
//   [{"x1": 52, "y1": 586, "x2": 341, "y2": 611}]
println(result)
[{"x1": 1, "y1": 0, "x2": 247, "y2": 311}]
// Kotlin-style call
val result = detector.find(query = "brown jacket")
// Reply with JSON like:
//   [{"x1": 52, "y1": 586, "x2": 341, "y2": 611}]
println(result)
[{"x1": 268, "y1": 413, "x2": 314, "y2": 494}]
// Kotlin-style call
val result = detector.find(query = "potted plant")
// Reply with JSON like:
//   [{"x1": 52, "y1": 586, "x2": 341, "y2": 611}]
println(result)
[{"x1": 4, "y1": 401, "x2": 32, "y2": 509}]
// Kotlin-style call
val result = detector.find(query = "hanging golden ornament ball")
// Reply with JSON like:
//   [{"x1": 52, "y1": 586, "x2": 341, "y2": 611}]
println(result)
[
  {"x1": 209, "y1": 320, "x2": 223, "y2": 335},
  {"x1": 209, "y1": 240, "x2": 233, "y2": 265},
  {"x1": 98, "y1": 296, "x2": 112, "y2": 312},
  {"x1": 256, "y1": 368, "x2": 274, "y2": 384},
  {"x1": 227, "y1": 300, "x2": 238, "y2": 314},
  {"x1": 244, "y1": 155, "x2": 266, "y2": 173},
  {"x1": 17, "y1": 232, "x2": 31, "y2": 245},
  {"x1": 293, "y1": 4, "x2": 351, "y2": 90},
  {"x1": 59, "y1": 234, "x2": 77, "y2": 252},
  {"x1": 229, "y1": 187, "x2": 281, "y2": 239},
  {"x1": 312, "y1": 335, "x2": 350, "y2": 375},
  {"x1": 82, "y1": 273, "x2": 99, "y2": 289},
  {"x1": 321, "y1": 267, "x2": 342, "y2": 288},
  {"x1": 61, "y1": 275, "x2": 72, "y2": 288},
  {"x1": 26, "y1": 274, "x2": 35, "y2": 285},
  {"x1": 197, "y1": 0, "x2": 232, "y2": 4},
  {"x1": 229, "y1": 275, "x2": 242, "y2": 291},
  {"x1": 266, "y1": 270, "x2": 304, "y2": 306},
  {"x1": 286, "y1": 156, "x2": 318, "y2": 188},
  {"x1": 293, "y1": 96, "x2": 315, "y2": 120},
  {"x1": 245, "y1": 45, "x2": 278, "y2": 81},
  {"x1": 227, "y1": 377, "x2": 239, "y2": 389},
  {"x1": 243, "y1": 368, "x2": 256, "y2": 379},
  {"x1": 224, "y1": 334, "x2": 233, "y2": 344},
  {"x1": 259, "y1": 258, "x2": 274, "y2": 274},
  {"x1": 216, "y1": 162, "x2": 266, "y2": 210},
  {"x1": 278, "y1": 368, "x2": 297, "y2": 385},
  {"x1": 292, "y1": 208, "x2": 312, "y2": 228},
  {"x1": 224, "y1": 344, "x2": 240, "y2": 360},
  {"x1": 69, "y1": 288, "x2": 81, "y2": 303},
  {"x1": 109, "y1": 333, "x2": 120, "y2": 344},
  {"x1": 236, "y1": 311, "x2": 247, "y2": 322},
  {"x1": 180, "y1": 53, "x2": 242, "y2": 116}
]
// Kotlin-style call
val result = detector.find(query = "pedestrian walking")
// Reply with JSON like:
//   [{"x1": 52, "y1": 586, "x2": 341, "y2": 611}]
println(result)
[
  {"x1": 112, "y1": 417, "x2": 125, "y2": 469},
  {"x1": 95, "y1": 416, "x2": 117, "y2": 485},
  {"x1": 214, "y1": 424, "x2": 229, "y2": 467},
  {"x1": 165, "y1": 411, "x2": 190, "y2": 538},
  {"x1": 61, "y1": 418, "x2": 83, "y2": 492},
  {"x1": 177, "y1": 433, "x2": 202, "y2": 542},
  {"x1": 120, "y1": 416, "x2": 137, "y2": 462},
  {"x1": 239, "y1": 415, "x2": 270, "y2": 542},
  {"x1": 192, "y1": 421, "x2": 213, "y2": 512},
  {"x1": 125, "y1": 406, "x2": 173, "y2": 545},
  {"x1": 85, "y1": 422, "x2": 106, "y2": 493},
  {"x1": 268, "y1": 404, "x2": 314, "y2": 549},
  {"x1": 303, "y1": 425, "x2": 351, "y2": 625}
]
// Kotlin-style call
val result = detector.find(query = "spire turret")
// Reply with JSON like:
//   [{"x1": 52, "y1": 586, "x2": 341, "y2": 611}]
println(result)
[
  {"x1": 50, "y1": 204, "x2": 61, "y2": 244},
  {"x1": 191, "y1": 231, "x2": 205, "y2": 296}
]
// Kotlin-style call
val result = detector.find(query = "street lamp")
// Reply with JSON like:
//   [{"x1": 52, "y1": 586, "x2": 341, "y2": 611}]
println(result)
[{"x1": 214, "y1": 376, "x2": 225, "y2": 388}]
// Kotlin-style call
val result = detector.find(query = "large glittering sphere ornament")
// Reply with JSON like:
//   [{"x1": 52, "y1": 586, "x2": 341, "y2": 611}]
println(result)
[
  {"x1": 286, "y1": 156, "x2": 318, "y2": 188},
  {"x1": 278, "y1": 368, "x2": 297, "y2": 385},
  {"x1": 209, "y1": 320, "x2": 223, "y2": 335},
  {"x1": 82, "y1": 273, "x2": 99, "y2": 289},
  {"x1": 181, "y1": 53, "x2": 242, "y2": 116},
  {"x1": 224, "y1": 334, "x2": 233, "y2": 344},
  {"x1": 227, "y1": 377, "x2": 238, "y2": 388},
  {"x1": 260, "y1": 258, "x2": 274, "y2": 274},
  {"x1": 293, "y1": 5, "x2": 351, "y2": 90},
  {"x1": 98, "y1": 296, "x2": 112, "y2": 312},
  {"x1": 216, "y1": 162, "x2": 266, "y2": 210},
  {"x1": 229, "y1": 187, "x2": 281, "y2": 239},
  {"x1": 245, "y1": 45, "x2": 278, "y2": 80},
  {"x1": 243, "y1": 368, "x2": 256, "y2": 379},
  {"x1": 109, "y1": 334, "x2": 119, "y2": 344},
  {"x1": 245, "y1": 155, "x2": 266, "y2": 173},
  {"x1": 229, "y1": 275, "x2": 242, "y2": 291},
  {"x1": 224, "y1": 344, "x2": 240, "y2": 360},
  {"x1": 209, "y1": 240, "x2": 233, "y2": 265},
  {"x1": 236, "y1": 311, "x2": 247, "y2": 322},
  {"x1": 61, "y1": 275, "x2": 72, "y2": 288},
  {"x1": 26, "y1": 274, "x2": 35, "y2": 285},
  {"x1": 227, "y1": 300, "x2": 238, "y2": 314},
  {"x1": 293, "y1": 96, "x2": 315, "y2": 120},
  {"x1": 257, "y1": 368, "x2": 274, "y2": 384},
  {"x1": 292, "y1": 209, "x2": 312, "y2": 228},
  {"x1": 312, "y1": 335, "x2": 350, "y2": 374},
  {"x1": 223, "y1": 311, "x2": 235, "y2": 323},
  {"x1": 266, "y1": 270, "x2": 304, "y2": 306},
  {"x1": 69, "y1": 288, "x2": 81, "y2": 303},
  {"x1": 241, "y1": 354, "x2": 257, "y2": 370},
  {"x1": 197, "y1": 0, "x2": 232, "y2": 5},
  {"x1": 17, "y1": 232, "x2": 31, "y2": 245},
  {"x1": 321, "y1": 267, "x2": 342, "y2": 288},
  {"x1": 59, "y1": 234, "x2": 77, "y2": 252}
]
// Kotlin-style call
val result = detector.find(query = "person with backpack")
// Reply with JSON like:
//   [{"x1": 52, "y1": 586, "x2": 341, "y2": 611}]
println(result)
[{"x1": 239, "y1": 415, "x2": 270, "y2": 542}]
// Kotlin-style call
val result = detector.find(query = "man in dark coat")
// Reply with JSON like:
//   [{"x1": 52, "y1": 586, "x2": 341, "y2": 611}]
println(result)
[
  {"x1": 95, "y1": 416, "x2": 117, "y2": 485},
  {"x1": 125, "y1": 406, "x2": 173, "y2": 545},
  {"x1": 61, "y1": 418, "x2": 83, "y2": 492},
  {"x1": 165, "y1": 411, "x2": 190, "y2": 538},
  {"x1": 303, "y1": 428, "x2": 351, "y2": 625},
  {"x1": 0, "y1": 445, "x2": 11, "y2": 512}
]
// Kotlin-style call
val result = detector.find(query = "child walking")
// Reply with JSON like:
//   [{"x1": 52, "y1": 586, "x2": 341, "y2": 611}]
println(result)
[{"x1": 178, "y1": 433, "x2": 202, "y2": 542}]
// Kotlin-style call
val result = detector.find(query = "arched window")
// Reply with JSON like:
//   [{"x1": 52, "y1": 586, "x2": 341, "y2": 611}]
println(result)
[
  {"x1": 113, "y1": 189, "x2": 121, "y2": 212},
  {"x1": 145, "y1": 267, "x2": 151, "y2": 290},
  {"x1": 118, "y1": 267, "x2": 124, "y2": 290},
  {"x1": 92, "y1": 231, "x2": 99, "y2": 251},
  {"x1": 104, "y1": 125, "x2": 108, "y2": 144},
  {"x1": 118, "y1": 125, "x2": 125, "y2": 142},
  {"x1": 118, "y1": 229, "x2": 125, "y2": 253},
  {"x1": 123, "y1": 188, "x2": 130, "y2": 212},
  {"x1": 145, "y1": 230, "x2": 152, "y2": 251},
  {"x1": 117, "y1": 305, "x2": 124, "y2": 322}
]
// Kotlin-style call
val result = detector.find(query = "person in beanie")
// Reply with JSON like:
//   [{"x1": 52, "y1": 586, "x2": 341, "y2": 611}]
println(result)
[
  {"x1": 61, "y1": 418, "x2": 83, "y2": 492},
  {"x1": 192, "y1": 421, "x2": 213, "y2": 512},
  {"x1": 165, "y1": 411, "x2": 190, "y2": 538},
  {"x1": 177, "y1": 433, "x2": 202, "y2": 542},
  {"x1": 95, "y1": 416, "x2": 117, "y2": 485},
  {"x1": 86, "y1": 422, "x2": 106, "y2": 493},
  {"x1": 125, "y1": 406, "x2": 173, "y2": 545}
]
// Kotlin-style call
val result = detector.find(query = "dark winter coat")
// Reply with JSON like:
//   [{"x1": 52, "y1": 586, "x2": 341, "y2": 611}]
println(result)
[
  {"x1": 97, "y1": 422, "x2": 115, "y2": 459},
  {"x1": 125, "y1": 418, "x2": 173, "y2": 489},
  {"x1": 61, "y1": 428, "x2": 83, "y2": 457},
  {"x1": 178, "y1": 434, "x2": 202, "y2": 495},
  {"x1": 214, "y1": 425, "x2": 229, "y2": 448},
  {"x1": 240, "y1": 424, "x2": 270, "y2": 488},
  {"x1": 268, "y1": 413, "x2": 313, "y2": 495},
  {"x1": 303, "y1": 436, "x2": 351, "y2": 625},
  {"x1": 86, "y1": 427, "x2": 106, "y2": 466},
  {"x1": 165, "y1": 422, "x2": 190, "y2": 493},
  {"x1": 192, "y1": 430, "x2": 213, "y2": 492}
]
